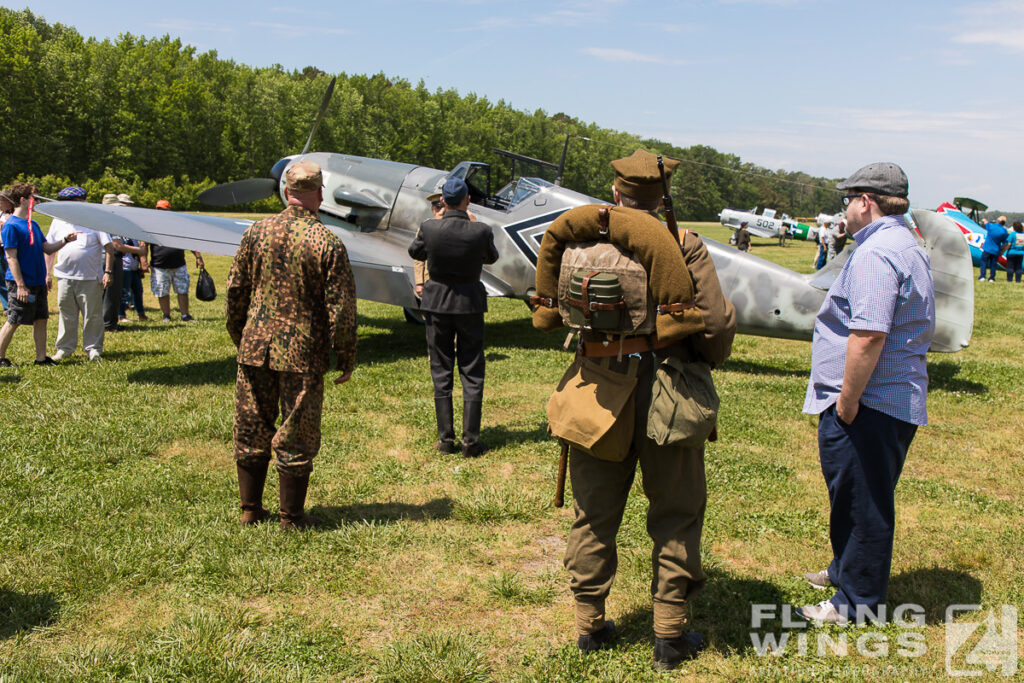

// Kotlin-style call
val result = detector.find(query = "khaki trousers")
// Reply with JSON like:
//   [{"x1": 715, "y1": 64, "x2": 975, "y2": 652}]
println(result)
[
  {"x1": 55, "y1": 278, "x2": 105, "y2": 355},
  {"x1": 564, "y1": 352, "x2": 708, "y2": 610}
]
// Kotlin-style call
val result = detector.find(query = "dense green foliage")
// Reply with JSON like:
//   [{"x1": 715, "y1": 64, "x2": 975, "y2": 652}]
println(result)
[{"x1": 1, "y1": 7, "x2": 842, "y2": 218}]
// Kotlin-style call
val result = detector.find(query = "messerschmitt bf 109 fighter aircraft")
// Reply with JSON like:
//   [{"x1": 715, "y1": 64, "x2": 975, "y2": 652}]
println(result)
[{"x1": 35, "y1": 80, "x2": 975, "y2": 352}]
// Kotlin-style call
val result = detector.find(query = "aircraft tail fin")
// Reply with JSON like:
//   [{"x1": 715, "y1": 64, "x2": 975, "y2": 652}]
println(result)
[{"x1": 907, "y1": 209, "x2": 974, "y2": 352}]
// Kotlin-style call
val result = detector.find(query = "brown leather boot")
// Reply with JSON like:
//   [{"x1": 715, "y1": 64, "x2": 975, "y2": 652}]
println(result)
[
  {"x1": 237, "y1": 461, "x2": 270, "y2": 525},
  {"x1": 278, "y1": 470, "x2": 320, "y2": 530}
]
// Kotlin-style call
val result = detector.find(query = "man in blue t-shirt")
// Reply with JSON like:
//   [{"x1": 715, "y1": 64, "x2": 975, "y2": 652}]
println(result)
[
  {"x1": 0, "y1": 183, "x2": 78, "y2": 366},
  {"x1": 979, "y1": 216, "x2": 1009, "y2": 282}
]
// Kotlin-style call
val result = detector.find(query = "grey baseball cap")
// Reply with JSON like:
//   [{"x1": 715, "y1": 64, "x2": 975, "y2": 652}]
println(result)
[{"x1": 836, "y1": 162, "x2": 908, "y2": 198}]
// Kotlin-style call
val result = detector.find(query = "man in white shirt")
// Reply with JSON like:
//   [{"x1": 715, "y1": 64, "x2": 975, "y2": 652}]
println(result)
[{"x1": 44, "y1": 186, "x2": 117, "y2": 361}]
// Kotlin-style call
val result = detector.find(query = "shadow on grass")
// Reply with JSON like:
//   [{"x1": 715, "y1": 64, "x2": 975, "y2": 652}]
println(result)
[
  {"x1": 0, "y1": 373, "x2": 21, "y2": 384},
  {"x1": 720, "y1": 358, "x2": 807, "y2": 378},
  {"x1": 100, "y1": 349, "x2": 169, "y2": 361},
  {"x1": 889, "y1": 567, "x2": 982, "y2": 624},
  {"x1": 609, "y1": 568, "x2": 788, "y2": 653},
  {"x1": 312, "y1": 497, "x2": 453, "y2": 528},
  {"x1": 482, "y1": 421, "x2": 550, "y2": 449},
  {"x1": 107, "y1": 324, "x2": 177, "y2": 334},
  {"x1": 127, "y1": 357, "x2": 236, "y2": 386},
  {"x1": 0, "y1": 590, "x2": 59, "y2": 639},
  {"x1": 927, "y1": 360, "x2": 988, "y2": 395}
]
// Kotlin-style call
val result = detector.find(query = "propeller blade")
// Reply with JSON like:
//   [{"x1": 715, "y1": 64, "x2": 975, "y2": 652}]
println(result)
[
  {"x1": 301, "y1": 76, "x2": 337, "y2": 155},
  {"x1": 198, "y1": 178, "x2": 277, "y2": 206}
]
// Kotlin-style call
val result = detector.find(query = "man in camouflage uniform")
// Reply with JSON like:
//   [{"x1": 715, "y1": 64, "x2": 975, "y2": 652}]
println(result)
[
  {"x1": 539, "y1": 150, "x2": 736, "y2": 670},
  {"x1": 226, "y1": 161, "x2": 357, "y2": 530}
]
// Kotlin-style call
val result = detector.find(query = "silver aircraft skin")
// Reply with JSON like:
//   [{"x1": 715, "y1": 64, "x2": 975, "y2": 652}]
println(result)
[{"x1": 35, "y1": 152, "x2": 975, "y2": 352}]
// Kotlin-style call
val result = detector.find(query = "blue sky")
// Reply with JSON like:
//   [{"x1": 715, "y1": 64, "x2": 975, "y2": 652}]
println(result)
[{"x1": 13, "y1": 0, "x2": 1024, "y2": 210}]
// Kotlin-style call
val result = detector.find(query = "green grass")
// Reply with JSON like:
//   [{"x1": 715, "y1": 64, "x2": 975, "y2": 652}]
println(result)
[{"x1": 1, "y1": 220, "x2": 1021, "y2": 681}]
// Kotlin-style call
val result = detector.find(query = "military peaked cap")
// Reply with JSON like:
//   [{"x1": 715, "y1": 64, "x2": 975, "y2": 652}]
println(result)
[{"x1": 611, "y1": 149, "x2": 680, "y2": 202}]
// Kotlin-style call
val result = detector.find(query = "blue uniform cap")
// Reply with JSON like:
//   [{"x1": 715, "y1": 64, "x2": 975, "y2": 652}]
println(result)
[
  {"x1": 442, "y1": 177, "x2": 468, "y2": 205},
  {"x1": 57, "y1": 186, "x2": 87, "y2": 200}
]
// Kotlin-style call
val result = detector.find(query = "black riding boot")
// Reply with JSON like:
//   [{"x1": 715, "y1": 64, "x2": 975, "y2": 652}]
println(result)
[
  {"x1": 434, "y1": 396, "x2": 457, "y2": 454},
  {"x1": 461, "y1": 399, "x2": 488, "y2": 457}
]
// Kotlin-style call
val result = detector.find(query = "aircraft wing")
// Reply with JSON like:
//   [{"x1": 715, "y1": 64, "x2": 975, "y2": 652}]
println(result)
[
  {"x1": 332, "y1": 229, "x2": 419, "y2": 308},
  {"x1": 34, "y1": 202, "x2": 420, "y2": 309},
  {"x1": 34, "y1": 203, "x2": 250, "y2": 255}
]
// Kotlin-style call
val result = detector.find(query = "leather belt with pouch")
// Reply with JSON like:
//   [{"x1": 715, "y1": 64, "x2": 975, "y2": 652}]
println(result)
[{"x1": 546, "y1": 356, "x2": 640, "y2": 462}]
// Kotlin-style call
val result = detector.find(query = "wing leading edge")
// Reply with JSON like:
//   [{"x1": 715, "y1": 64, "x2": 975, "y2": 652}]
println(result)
[{"x1": 33, "y1": 202, "x2": 420, "y2": 309}]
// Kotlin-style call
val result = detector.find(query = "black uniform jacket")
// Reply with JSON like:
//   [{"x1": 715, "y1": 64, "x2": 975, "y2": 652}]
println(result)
[{"x1": 408, "y1": 209, "x2": 499, "y2": 314}]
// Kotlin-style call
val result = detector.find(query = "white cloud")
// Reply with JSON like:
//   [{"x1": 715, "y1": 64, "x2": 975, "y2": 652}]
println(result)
[
  {"x1": 581, "y1": 47, "x2": 687, "y2": 65},
  {"x1": 951, "y1": 1, "x2": 1024, "y2": 53},
  {"x1": 952, "y1": 29, "x2": 1024, "y2": 52},
  {"x1": 643, "y1": 101, "x2": 1024, "y2": 209},
  {"x1": 248, "y1": 21, "x2": 347, "y2": 38}
]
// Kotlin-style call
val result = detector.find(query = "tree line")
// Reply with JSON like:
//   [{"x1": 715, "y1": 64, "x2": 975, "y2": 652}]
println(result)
[{"x1": 1, "y1": 7, "x2": 842, "y2": 219}]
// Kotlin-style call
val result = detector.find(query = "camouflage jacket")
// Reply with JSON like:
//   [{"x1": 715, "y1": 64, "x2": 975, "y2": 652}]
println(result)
[{"x1": 226, "y1": 205, "x2": 357, "y2": 375}]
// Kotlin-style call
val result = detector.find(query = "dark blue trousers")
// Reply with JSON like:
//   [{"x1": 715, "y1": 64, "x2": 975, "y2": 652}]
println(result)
[
  {"x1": 818, "y1": 404, "x2": 917, "y2": 613},
  {"x1": 980, "y1": 252, "x2": 1000, "y2": 280}
]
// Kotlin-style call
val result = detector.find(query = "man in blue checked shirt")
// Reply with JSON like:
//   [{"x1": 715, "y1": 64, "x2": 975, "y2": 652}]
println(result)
[{"x1": 796, "y1": 162, "x2": 935, "y2": 626}]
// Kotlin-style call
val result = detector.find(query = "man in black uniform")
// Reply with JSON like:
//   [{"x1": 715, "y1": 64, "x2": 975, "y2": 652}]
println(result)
[{"x1": 408, "y1": 177, "x2": 499, "y2": 457}]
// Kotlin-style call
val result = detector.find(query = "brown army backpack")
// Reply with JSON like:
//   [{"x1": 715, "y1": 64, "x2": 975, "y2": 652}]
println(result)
[{"x1": 556, "y1": 211, "x2": 656, "y2": 336}]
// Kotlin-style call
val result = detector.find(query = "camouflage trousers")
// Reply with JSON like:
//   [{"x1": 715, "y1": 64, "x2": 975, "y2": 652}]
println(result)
[{"x1": 233, "y1": 361, "x2": 325, "y2": 475}]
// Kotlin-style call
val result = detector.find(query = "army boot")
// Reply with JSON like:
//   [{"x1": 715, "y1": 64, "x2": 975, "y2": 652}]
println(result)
[
  {"x1": 237, "y1": 461, "x2": 270, "y2": 525},
  {"x1": 576, "y1": 601, "x2": 615, "y2": 652},
  {"x1": 653, "y1": 601, "x2": 704, "y2": 669},
  {"x1": 653, "y1": 632, "x2": 705, "y2": 670},
  {"x1": 460, "y1": 400, "x2": 489, "y2": 457},
  {"x1": 434, "y1": 396, "x2": 457, "y2": 454},
  {"x1": 278, "y1": 471, "x2": 320, "y2": 530}
]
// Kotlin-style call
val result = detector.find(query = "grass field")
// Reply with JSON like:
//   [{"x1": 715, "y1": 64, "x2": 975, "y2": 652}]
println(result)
[{"x1": 1, "y1": 219, "x2": 1021, "y2": 681}]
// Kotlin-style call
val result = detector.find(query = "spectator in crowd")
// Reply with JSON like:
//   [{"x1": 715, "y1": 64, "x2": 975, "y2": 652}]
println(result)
[
  {"x1": 0, "y1": 188, "x2": 14, "y2": 311},
  {"x1": 102, "y1": 193, "x2": 142, "y2": 332},
  {"x1": 979, "y1": 215, "x2": 1009, "y2": 282},
  {"x1": 832, "y1": 220, "x2": 849, "y2": 255},
  {"x1": 1004, "y1": 221, "x2": 1024, "y2": 283},
  {"x1": 0, "y1": 182, "x2": 77, "y2": 366},
  {"x1": 814, "y1": 222, "x2": 832, "y2": 270},
  {"x1": 735, "y1": 221, "x2": 751, "y2": 252},
  {"x1": 149, "y1": 199, "x2": 204, "y2": 322},
  {"x1": 118, "y1": 234, "x2": 149, "y2": 322},
  {"x1": 45, "y1": 186, "x2": 115, "y2": 361},
  {"x1": 799, "y1": 163, "x2": 934, "y2": 626}
]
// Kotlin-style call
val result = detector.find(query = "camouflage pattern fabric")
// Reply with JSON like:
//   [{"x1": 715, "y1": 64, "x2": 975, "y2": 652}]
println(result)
[
  {"x1": 233, "y1": 362, "x2": 324, "y2": 475},
  {"x1": 226, "y1": 204, "x2": 357, "y2": 375}
]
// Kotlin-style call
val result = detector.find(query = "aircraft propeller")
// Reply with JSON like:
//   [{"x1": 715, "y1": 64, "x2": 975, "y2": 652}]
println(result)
[{"x1": 198, "y1": 76, "x2": 337, "y2": 207}]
